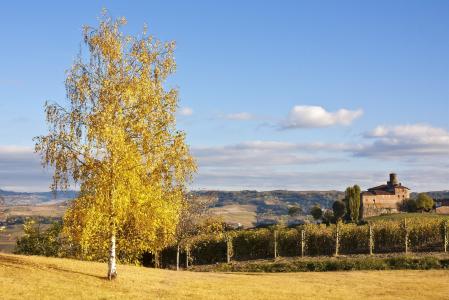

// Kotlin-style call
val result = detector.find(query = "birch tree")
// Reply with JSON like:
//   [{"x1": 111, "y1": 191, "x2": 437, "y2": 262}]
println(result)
[{"x1": 34, "y1": 12, "x2": 196, "y2": 280}]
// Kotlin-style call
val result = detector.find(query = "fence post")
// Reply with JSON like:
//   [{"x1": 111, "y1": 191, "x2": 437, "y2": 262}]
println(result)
[
  {"x1": 274, "y1": 230, "x2": 278, "y2": 259},
  {"x1": 403, "y1": 218, "x2": 409, "y2": 254},
  {"x1": 301, "y1": 229, "x2": 305, "y2": 258},
  {"x1": 444, "y1": 221, "x2": 448, "y2": 253},
  {"x1": 335, "y1": 222, "x2": 340, "y2": 256},
  {"x1": 226, "y1": 234, "x2": 233, "y2": 263},
  {"x1": 369, "y1": 224, "x2": 374, "y2": 255}
]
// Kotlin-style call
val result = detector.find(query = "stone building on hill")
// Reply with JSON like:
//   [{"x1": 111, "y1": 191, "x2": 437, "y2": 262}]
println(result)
[{"x1": 361, "y1": 173, "x2": 410, "y2": 218}]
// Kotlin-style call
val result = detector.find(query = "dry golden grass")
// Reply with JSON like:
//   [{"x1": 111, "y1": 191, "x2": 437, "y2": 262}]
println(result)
[{"x1": 1, "y1": 253, "x2": 449, "y2": 299}]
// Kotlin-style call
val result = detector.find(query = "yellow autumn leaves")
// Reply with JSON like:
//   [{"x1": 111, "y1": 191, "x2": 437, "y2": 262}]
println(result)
[{"x1": 35, "y1": 13, "x2": 196, "y2": 264}]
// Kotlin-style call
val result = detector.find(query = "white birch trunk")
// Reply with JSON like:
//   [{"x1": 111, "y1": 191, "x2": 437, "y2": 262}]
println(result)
[
  {"x1": 274, "y1": 230, "x2": 278, "y2": 259},
  {"x1": 335, "y1": 222, "x2": 340, "y2": 256},
  {"x1": 176, "y1": 244, "x2": 180, "y2": 271},
  {"x1": 226, "y1": 237, "x2": 231, "y2": 264},
  {"x1": 185, "y1": 246, "x2": 190, "y2": 269},
  {"x1": 301, "y1": 229, "x2": 305, "y2": 258},
  {"x1": 108, "y1": 233, "x2": 117, "y2": 280}
]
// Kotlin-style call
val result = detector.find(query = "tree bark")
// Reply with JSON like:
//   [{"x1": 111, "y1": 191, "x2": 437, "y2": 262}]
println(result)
[
  {"x1": 176, "y1": 244, "x2": 180, "y2": 271},
  {"x1": 226, "y1": 236, "x2": 232, "y2": 264},
  {"x1": 154, "y1": 251, "x2": 160, "y2": 268},
  {"x1": 301, "y1": 229, "x2": 305, "y2": 258},
  {"x1": 445, "y1": 222, "x2": 448, "y2": 253},
  {"x1": 274, "y1": 230, "x2": 278, "y2": 259},
  {"x1": 185, "y1": 246, "x2": 190, "y2": 269},
  {"x1": 404, "y1": 218, "x2": 409, "y2": 254},
  {"x1": 335, "y1": 222, "x2": 340, "y2": 256},
  {"x1": 108, "y1": 233, "x2": 117, "y2": 280}
]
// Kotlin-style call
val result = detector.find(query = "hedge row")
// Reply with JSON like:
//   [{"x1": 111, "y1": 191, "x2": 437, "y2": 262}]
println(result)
[
  {"x1": 160, "y1": 218, "x2": 449, "y2": 267},
  {"x1": 194, "y1": 256, "x2": 449, "y2": 272}
]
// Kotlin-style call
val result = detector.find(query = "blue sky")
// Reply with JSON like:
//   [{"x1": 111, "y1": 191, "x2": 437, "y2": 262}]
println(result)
[{"x1": 1, "y1": 0, "x2": 448, "y2": 192}]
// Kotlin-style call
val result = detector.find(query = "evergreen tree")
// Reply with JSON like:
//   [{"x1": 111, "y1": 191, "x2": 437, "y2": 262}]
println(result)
[
  {"x1": 332, "y1": 200, "x2": 346, "y2": 222},
  {"x1": 310, "y1": 205, "x2": 323, "y2": 221},
  {"x1": 344, "y1": 185, "x2": 361, "y2": 222}
]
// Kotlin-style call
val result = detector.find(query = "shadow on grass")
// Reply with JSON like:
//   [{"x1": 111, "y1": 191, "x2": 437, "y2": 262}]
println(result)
[
  {"x1": 45, "y1": 264, "x2": 107, "y2": 280},
  {"x1": 0, "y1": 254, "x2": 107, "y2": 280},
  {"x1": 220, "y1": 272, "x2": 271, "y2": 276}
]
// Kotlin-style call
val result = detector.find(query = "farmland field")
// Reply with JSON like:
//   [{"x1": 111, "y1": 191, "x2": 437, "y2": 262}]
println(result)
[
  {"x1": 1, "y1": 253, "x2": 449, "y2": 299},
  {"x1": 0, "y1": 203, "x2": 66, "y2": 253}
]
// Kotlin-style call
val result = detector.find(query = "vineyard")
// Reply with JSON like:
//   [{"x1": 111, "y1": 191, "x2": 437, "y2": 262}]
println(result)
[{"x1": 160, "y1": 217, "x2": 449, "y2": 267}]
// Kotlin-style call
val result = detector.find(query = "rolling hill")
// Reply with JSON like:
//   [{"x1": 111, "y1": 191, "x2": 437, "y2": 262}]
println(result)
[{"x1": 0, "y1": 189, "x2": 77, "y2": 206}]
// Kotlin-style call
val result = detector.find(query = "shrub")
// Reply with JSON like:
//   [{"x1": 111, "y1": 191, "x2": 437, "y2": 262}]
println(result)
[
  {"x1": 339, "y1": 224, "x2": 369, "y2": 254},
  {"x1": 372, "y1": 221, "x2": 404, "y2": 253},
  {"x1": 332, "y1": 201, "x2": 346, "y2": 222},
  {"x1": 278, "y1": 228, "x2": 300, "y2": 257},
  {"x1": 416, "y1": 193, "x2": 435, "y2": 212},
  {"x1": 159, "y1": 218, "x2": 449, "y2": 266},
  {"x1": 408, "y1": 219, "x2": 443, "y2": 252},
  {"x1": 310, "y1": 205, "x2": 323, "y2": 221},
  {"x1": 197, "y1": 256, "x2": 448, "y2": 273},
  {"x1": 303, "y1": 224, "x2": 334, "y2": 256},
  {"x1": 15, "y1": 220, "x2": 62, "y2": 257},
  {"x1": 233, "y1": 229, "x2": 273, "y2": 260},
  {"x1": 190, "y1": 237, "x2": 227, "y2": 265},
  {"x1": 402, "y1": 199, "x2": 417, "y2": 212}
]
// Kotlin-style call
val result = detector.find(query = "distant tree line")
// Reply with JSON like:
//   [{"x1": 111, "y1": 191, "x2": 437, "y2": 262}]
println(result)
[
  {"x1": 402, "y1": 193, "x2": 435, "y2": 212},
  {"x1": 1, "y1": 216, "x2": 62, "y2": 226}
]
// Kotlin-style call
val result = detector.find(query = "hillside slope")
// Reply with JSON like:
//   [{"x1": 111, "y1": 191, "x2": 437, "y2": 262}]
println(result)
[
  {"x1": 1, "y1": 253, "x2": 449, "y2": 299},
  {"x1": 195, "y1": 190, "x2": 344, "y2": 226}
]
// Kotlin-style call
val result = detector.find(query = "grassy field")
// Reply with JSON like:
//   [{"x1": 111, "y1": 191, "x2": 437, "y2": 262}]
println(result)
[
  {"x1": 366, "y1": 212, "x2": 449, "y2": 222},
  {"x1": 1, "y1": 253, "x2": 449, "y2": 299}
]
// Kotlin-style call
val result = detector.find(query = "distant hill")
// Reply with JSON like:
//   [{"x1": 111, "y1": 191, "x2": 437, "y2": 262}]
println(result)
[
  {"x1": 1, "y1": 188, "x2": 448, "y2": 228},
  {"x1": 192, "y1": 190, "x2": 344, "y2": 213},
  {"x1": 191, "y1": 190, "x2": 346, "y2": 227},
  {"x1": 2, "y1": 188, "x2": 448, "y2": 208},
  {"x1": 410, "y1": 191, "x2": 449, "y2": 200},
  {"x1": 0, "y1": 190, "x2": 77, "y2": 206}
]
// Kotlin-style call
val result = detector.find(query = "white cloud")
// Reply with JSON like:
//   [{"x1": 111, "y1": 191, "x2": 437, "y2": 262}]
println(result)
[
  {"x1": 0, "y1": 146, "x2": 52, "y2": 192},
  {"x1": 192, "y1": 141, "x2": 345, "y2": 168},
  {"x1": 223, "y1": 112, "x2": 254, "y2": 121},
  {"x1": 356, "y1": 124, "x2": 449, "y2": 157},
  {"x1": 281, "y1": 105, "x2": 363, "y2": 129},
  {"x1": 179, "y1": 107, "x2": 193, "y2": 116},
  {"x1": 0, "y1": 145, "x2": 33, "y2": 153},
  {"x1": 2, "y1": 134, "x2": 449, "y2": 192},
  {"x1": 192, "y1": 168, "x2": 449, "y2": 192}
]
